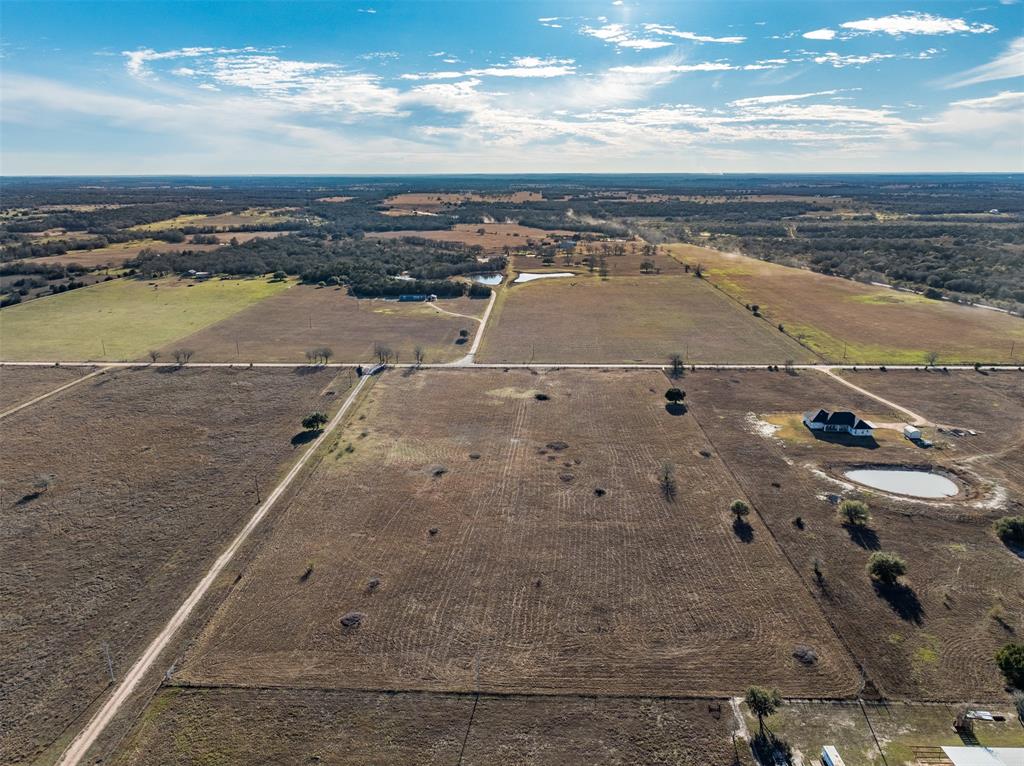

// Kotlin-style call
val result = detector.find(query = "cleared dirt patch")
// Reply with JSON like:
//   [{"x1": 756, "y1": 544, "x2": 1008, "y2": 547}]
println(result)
[
  {"x1": 684, "y1": 369, "x2": 1024, "y2": 700},
  {"x1": 161, "y1": 284, "x2": 483, "y2": 363},
  {"x1": 478, "y1": 275, "x2": 815, "y2": 364},
  {"x1": 0, "y1": 367, "x2": 348, "y2": 763},
  {"x1": 178, "y1": 369, "x2": 858, "y2": 698},
  {"x1": 115, "y1": 687, "x2": 752, "y2": 766},
  {"x1": 667, "y1": 243, "x2": 1024, "y2": 364},
  {"x1": 0, "y1": 364, "x2": 93, "y2": 412},
  {"x1": 375, "y1": 223, "x2": 572, "y2": 254}
]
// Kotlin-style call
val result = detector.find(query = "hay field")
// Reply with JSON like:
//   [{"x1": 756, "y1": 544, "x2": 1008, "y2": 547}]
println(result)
[
  {"x1": 683, "y1": 369, "x2": 1024, "y2": 700},
  {"x1": 0, "y1": 366, "x2": 349, "y2": 763},
  {"x1": 666, "y1": 244, "x2": 1024, "y2": 364},
  {"x1": 132, "y1": 209, "x2": 298, "y2": 231},
  {"x1": 0, "y1": 276, "x2": 287, "y2": 361},
  {"x1": 478, "y1": 275, "x2": 815, "y2": 364},
  {"x1": 178, "y1": 369, "x2": 858, "y2": 698},
  {"x1": 374, "y1": 223, "x2": 571, "y2": 253},
  {"x1": 116, "y1": 687, "x2": 751, "y2": 766},
  {"x1": 160, "y1": 284, "x2": 482, "y2": 363}
]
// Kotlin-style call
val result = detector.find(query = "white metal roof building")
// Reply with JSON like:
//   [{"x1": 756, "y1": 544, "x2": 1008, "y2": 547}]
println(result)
[{"x1": 942, "y1": 748, "x2": 1024, "y2": 766}]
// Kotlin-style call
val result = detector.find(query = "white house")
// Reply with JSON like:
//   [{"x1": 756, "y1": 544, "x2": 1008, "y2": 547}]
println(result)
[{"x1": 803, "y1": 409, "x2": 874, "y2": 437}]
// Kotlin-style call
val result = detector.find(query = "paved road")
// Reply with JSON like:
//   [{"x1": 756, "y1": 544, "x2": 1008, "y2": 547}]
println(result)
[{"x1": 55, "y1": 373, "x2": 371, "y2": 766}]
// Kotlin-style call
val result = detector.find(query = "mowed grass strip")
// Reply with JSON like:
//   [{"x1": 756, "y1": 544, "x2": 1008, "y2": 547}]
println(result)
[
  {"x1": 0, "y1": 277, "x2": 287, "y2": 361},
  {"x1": 115, "y1": 687, "x2": 752, "y2": 766},
  {"x1": 478, "y1": 274, "x2": 814, "y2": 364},
  {"x1": 666, "y1": 243, "x2": 1024, "y2": 365}
]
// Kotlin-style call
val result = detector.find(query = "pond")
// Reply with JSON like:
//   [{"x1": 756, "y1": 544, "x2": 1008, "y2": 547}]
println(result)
[
  {"x1": 471, "y1": 273, "x2": 503, "y2": 285},
  {"x1": 513, "y1": 272, "x2": 574, "y2": 284},
  {"x1": 844, "y1": 468, "x2": 958, "y2": 499}
]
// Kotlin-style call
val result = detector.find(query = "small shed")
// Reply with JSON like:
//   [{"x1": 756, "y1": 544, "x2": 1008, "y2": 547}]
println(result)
[
  {"x1": 903, "y1": 424, "x2": 922, "y2": 440},
  {"x1": 821, "y1": 746, "x2": 846, "y2": 766}
]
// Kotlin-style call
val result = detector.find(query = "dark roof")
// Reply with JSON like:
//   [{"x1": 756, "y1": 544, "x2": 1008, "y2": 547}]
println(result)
[
  {"x1": 804, "y1": 409, "x2": 874, "y2": 430},
  {"x1": 806, "y1": 409, "x2": 829, "y2": 423}
]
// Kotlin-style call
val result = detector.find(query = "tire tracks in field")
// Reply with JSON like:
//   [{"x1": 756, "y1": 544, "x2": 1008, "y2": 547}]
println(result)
[{"x1": 54, "y1": 372, "x2": 374, "y2": 766}]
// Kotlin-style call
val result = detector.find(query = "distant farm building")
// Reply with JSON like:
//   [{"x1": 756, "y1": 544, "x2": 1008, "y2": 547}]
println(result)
[
  {"x1": 557, "y1": 240, "x2": 577, "y2": 251},
  {"x1": 398, "y1": 294, "x2": 437, "y2": 302},
  {"x1": 903, "y1": 424, "x2": 922, "y2": 440},
  {"x1": 803, "y1": 409, "x2": 875, "y2": 436}
]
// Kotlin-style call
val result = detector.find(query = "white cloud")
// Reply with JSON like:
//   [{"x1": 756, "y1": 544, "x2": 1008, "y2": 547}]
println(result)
[
  {"x1": 938, "y1": 37, "x2": 1024, "y2": 88},
  {"x1": 812, "y1": 51, "x2": 896, "y2": 68},
  {"x1": 949, "y1": 90, "x2": 1024, "y2": 109},
  {"x1": 401, "y1": 57, "x2": 577, "y2": 80},
  {"x1": 839, "y1": 12, "x2": 995, "y2": 36},
  {"x1": 730, "y1": 89, "x2": 840, "y2": 107},
  {"x1": 802, "y1": 28, "x2": 836, "y2": 40},
  {"x1": 609, "y1": 62, "x2": 737, "y2": 74},
  {"x1": 642, "y1": 23, "x2": 746, "y2": 44},
  {"x1": 580, "y1": 23, "x2": 673, "y2": 49}
]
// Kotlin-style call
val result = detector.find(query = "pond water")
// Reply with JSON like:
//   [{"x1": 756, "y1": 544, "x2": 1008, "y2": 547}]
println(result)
[
  {"x1": 513, "y1": 272, "x2": 574, "y2": 284},
  {"x1": 844, "y1": 468, "x2": 958, "y2": 499},
  {"x1": 472, "y1": 274, "x2": 503, "y2": 285}
]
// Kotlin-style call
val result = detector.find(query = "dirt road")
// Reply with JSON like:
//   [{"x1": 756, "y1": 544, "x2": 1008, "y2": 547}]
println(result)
[{"x1": 55, "y1": 372, "x2": 371, "y2": 766}]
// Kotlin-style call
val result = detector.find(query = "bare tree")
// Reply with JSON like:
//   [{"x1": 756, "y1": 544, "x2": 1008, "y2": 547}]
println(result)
[
  {"x1": 373, "y1": 342, "x2": 394, "y2": 365},
  {"x1": 669, "y1": 353, "x2": 684, "y2": 378},
  {"x1": 925, "y1": 351, "x2": 939, "y2": 369},
  {"x1": 172, "y1": 348, "x2": 194, "y2": 366},
  {"x1": 413, "y1": 345, "x2": 426, "y2": 367},
  {"x1": 321, "y1": 347, "x2": 333, "y2": 364},
  {"x1": 658, "y1": 461, "x2": 677, "y2": 502},
  {"x1": 147, "y1": 350, "x2": 161, "y2": 364}
]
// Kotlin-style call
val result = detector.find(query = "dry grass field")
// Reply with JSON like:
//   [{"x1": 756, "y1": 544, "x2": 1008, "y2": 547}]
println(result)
[
  {"x1": 177, "y1": 369, "x2": 858, "y2": 698},
  {"x1": 478, "y1": 275, "x2": 815, "y2": 364},
  {"x1": 131, "y1": 209, "x2": 299, "y2": 232},
  {"x1": 0, "y1": 366, "x2": 350, "y2": 763},
  {"x1": 117, "y1": 688, "x2": 752, "y2": 766},
  {"x1": 0, "y1": 364, "x2": 93, "y2": 412},
  {"x1": 666, "y1": 244, "x2": 1024, "y2": 364},
  {"x1": 512, "y1": 242, "x2": 686, "y2": 277},
  {"x1": 374, "y1": 223, "x2": 571, "y2": 253},
  {"x1": 683, "y1": 369, "x2": 1024, "y2": 700},
  {"x1": 160, "y1": 284, "x2": 483, "y2": 363}
]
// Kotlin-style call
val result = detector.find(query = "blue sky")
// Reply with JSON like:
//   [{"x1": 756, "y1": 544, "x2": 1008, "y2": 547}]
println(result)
[{"x1": 1, "y1": 0, "x2": 1022, "y2": 173}]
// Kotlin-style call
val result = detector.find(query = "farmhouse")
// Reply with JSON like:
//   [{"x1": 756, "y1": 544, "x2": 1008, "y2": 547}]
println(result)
[{"x1": 803, "y1": 409, "x2": 875, "y2": 436}]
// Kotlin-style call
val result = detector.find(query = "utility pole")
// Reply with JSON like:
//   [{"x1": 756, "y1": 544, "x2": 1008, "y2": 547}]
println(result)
[
  {"x1": 101, "y1": 338, "x2": 106, "y2": 357},
  {"x1": 235, "y1": 337, "x2": 240, "y2": 357},
  {"x1": 101, "y1": 642, "x2": 115, "y2": 683},
  {"x1": 254, "y1": 475, "x2": 261, "y2": 504}
]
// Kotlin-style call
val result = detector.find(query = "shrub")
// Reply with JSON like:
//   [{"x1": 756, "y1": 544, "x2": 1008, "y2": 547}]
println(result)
[
  {"x1": 730, "y1": 499, "x2": 750, "y2": 519},
  {"x1": 839, "y1": 499, "x2": 870, "y2": 526},
  {"x1": 867, "y1": 551, "x2": 906, "y2": 585},
  {"x1": 995, "y1": 516, "x2": 1024, "y2": 547},
  {"x1": 301, "y1": 411, "x2": 329, "y2": 431},
  {"x1": 996, "y1": 643, "x2": 1024, "y2": 688}
]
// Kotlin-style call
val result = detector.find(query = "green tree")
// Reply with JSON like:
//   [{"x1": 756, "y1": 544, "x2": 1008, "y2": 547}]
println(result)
[
  {"x1": 301, "y1": 412, "x2": 329, "y2": 431},
  {"x1": 730, "y1": 499, "x2": 750, "y2": 520},
  {"x1": 745, "y1": 686, "x2": 782, "y2": 735},
  {"x1": 867, "y1": 551, "x2": 906, "y2": 585},
  {"x1": 996, "y1": 643, "x2": 1024, "y2": 688},
  {"x1": 839, "y1": 499, "x2": 870, "y2": 526},
  {"x1": 995, "y1": 516, "x2": 1024, "y2": 547},
  {"x1": 665, "y1": 388, "x2": 685, "y2": 406}
]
